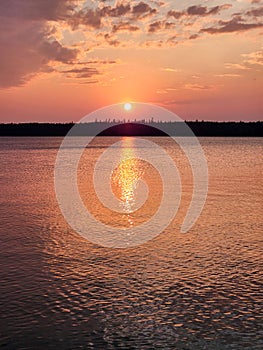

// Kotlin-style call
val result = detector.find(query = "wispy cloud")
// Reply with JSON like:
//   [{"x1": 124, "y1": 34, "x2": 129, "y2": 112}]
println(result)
[
  {"x1": 184, "y1": 83, "x2": 214, "y2": 90},
  {"x1": 161, "y1": 67, "x2": 179, "y2": 72},
  {"x1": 60, "y1": 67, "x2": 99, "y2": 78},
  {"x1": 225, "y1": 63, "x2": 251, "y2": 70},
  {"x1": 225, "y1": 47, "x2": 263, "y2": 71},
  {"x1": 242, "y1": 48, "x2": 263, "y2": 66},
  {"x1": 215, "y1": 73, "x2": 241, "y2": 77}
]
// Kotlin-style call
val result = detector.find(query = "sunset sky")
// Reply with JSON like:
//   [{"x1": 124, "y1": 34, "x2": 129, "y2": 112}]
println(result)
[{"x1": 0, "y1": 0, "x2": 262, "y2": 122}]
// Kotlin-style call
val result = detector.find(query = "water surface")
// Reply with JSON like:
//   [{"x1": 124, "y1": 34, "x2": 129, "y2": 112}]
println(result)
[{"x1": 0, "y1": 137, "x2": 262, "y2": 349}]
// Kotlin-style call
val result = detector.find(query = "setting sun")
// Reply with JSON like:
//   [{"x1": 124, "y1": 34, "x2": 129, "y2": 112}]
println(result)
[{"x1": 124, "y1": 103, "x2": 132, "y2": 111}]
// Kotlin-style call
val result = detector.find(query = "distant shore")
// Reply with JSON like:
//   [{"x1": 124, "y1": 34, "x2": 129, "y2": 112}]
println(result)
[{"x1": 0, "y1": 121, "x2": 262, "y2": 137}]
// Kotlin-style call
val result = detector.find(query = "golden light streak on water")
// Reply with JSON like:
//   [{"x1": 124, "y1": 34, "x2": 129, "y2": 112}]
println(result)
[{"x1": 111, "y1": 138, "x2": 145, "y2": 224}]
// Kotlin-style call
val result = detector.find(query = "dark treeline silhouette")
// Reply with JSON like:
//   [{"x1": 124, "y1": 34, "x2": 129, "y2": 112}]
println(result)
[{"x1": 0, "y1": 121, "x2": 262, "y2": 137}]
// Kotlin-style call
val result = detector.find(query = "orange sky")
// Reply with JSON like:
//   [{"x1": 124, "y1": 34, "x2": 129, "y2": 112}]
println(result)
[{"x1": 0, "y1": 0, "x2": 262, "y2": 122}]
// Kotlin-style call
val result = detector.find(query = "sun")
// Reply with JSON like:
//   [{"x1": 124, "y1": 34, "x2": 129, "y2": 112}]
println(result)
[{"x1": 124, "y1": 102, "x2": 132, "y2": 111}]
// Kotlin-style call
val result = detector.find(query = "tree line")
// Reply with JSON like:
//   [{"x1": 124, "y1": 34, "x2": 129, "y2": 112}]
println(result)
[{"x1": 0, "y1": 121, "x2": 262, "y2": 137}]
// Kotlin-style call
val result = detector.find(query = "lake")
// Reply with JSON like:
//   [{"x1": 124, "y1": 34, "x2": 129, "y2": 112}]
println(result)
[{"x1": 0, "y1": 137, "x2": 262, "y2": 349}]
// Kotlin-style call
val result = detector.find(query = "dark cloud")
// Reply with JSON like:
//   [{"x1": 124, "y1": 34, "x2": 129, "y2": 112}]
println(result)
[
  {"x1": 187, "y1": 6, "x2": 208, "y2": 15},
  {"x1": 39, "y1": 40, "x2": 76, "y2": 63},
  {"x1": 104, "y1": 34, "x2": 120, "y2": 47},
  {"x1": 70, "y1": 3, "x2": 131, "y2": 30},
  {"x1": 148, "y1": 21, "x2": 163, "y2": 33},
  {"x1": 78, "y1": 80, "x2": 98, "y2": 84},
  {"x1": 80, "y1": 60, "x2": 117, "y2": 65},
  {"x1": 62, "y1": 67, "x2": 98, "y2": 74},
  {"x1": 168, "y1": 4, "x2": 231, "y2": 19},
  {"x1": 112, "y1": 22, "x2": 140, "y2": 33},
  {"x1": 208, "y1": 6, "x2": 223, "y2": 15},
  {"x1": 246, "y1": 6, "x2": 263, "y2": 17},
  {"x1": 70, "y1": 2, "x2": 157, "y2": 30},
  {"x1": 102, "y1": 4, "x2": 131, "y2": 17},
  {"x1": 166, "y1": 35, "x2": 177, "y2": 45},
  {"x1": 0, "y1": 0, "x2": 75, "y2": 21},
  {"x1": 167, "y1": 10, "x2": 183, "y2": 19},
  {"x1": 61, "y1": 67, "x2": 99, "y2": 79},
  {"x1": 0, "y1": 20, "x2": 77, "y2": 88},
  {"x1": 132, "y1": 2, "x2": 157, "y2": 18},
  {"x1": 69, "y1": 9, "x2": 103, "y2": 29},
  {"x1": 194, "y1": 4, "x2": 232, "y2": 15},
  {"x1": 165, "y1": 22, "x2": 175, "y2": 29},
  {"x1": 148, "y1": 20, "x2": 175, "y2": 33},
  {"x1": 201, "y1": 17, "x2": 263, "y2": 34},
  {"x1": 0, "y1": 0, "x2": 78, "y2": 88},
  {"x1": 189, "y1": 34, "x2": 199, "y2": 40},
  {"x1": 186, "y1": 5, "x2": 228, "y2": 16}
]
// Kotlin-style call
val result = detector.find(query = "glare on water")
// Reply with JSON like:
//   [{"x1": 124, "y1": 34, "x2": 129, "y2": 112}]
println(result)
[{"x1": 111, "y1": 138, "x2": 144, "y2": 218}]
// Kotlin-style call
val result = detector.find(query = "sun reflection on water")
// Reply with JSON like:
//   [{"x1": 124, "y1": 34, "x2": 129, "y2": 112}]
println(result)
[{"x1": 111, "y1": 138, "x2": 144, "y2": 225}]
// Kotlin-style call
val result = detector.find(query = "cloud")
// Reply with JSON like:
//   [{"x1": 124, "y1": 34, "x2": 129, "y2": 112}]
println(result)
[
  {"x1": 215, "y1": 73, "x2": 241, "y2": 77},
  {"x1": 225, "y1": 63, "x2": 251, "y2": 70},
  {"x1": 156, "y1": 86, "x2": 178, "y2": 94},
  {"x1": 150, "y1": 0, "x2": 166, "y2": 6},
  {"x1": 246, "y1": 6, "x2": 263, "y2": 17},
  {"x1": 201, "y1": 16, "x2": 263, "y2": 34},
  {"x1": 80, "y1": 60, "x2": 117, "y2": 65},
  {"x1": 39, "y1": 40, "x2": 77, "y2": 63},
  {"x1": 0, "y1": 0, "x2": 78, "y2": 88},
  {"x1": 148, "y1": 20, "x2": 163, "y2": 33},
  {"x1": 70, "y1": 2, "x2": 157, "y2": 30},
  {"x1": 132, "y1": 2, "x2": 157, "y2": 18},
  {"x1": 61, "y1": 67, "x2": 99, "y2": 77},
  {"x1": 148, "y1": 20, "x2": 175, "y2": 33},
  {"x1": 107, "y1": 39, "x2": 121, "y2": 46},
  {"x1": 187, "y1": 5, "x2": 218, "y2": 16},
  {"x1": 0, "y1": 20, "x2": 77, "y2": 88},
  {"x1": 112, "y1": 22, "x2": 140, "y2": 33},
  {"x1": 69, "y1": 9, "x2": 103, "y2": 29},
  {"x1": 0, "y1": 0, "x2": 262, "y2": 89},
  {"x1": 149, "y1": 4, "x2": 232, "y2": 35},
  {"x1": 184, "y1": 83, "x2": 213, "y2": 90},
  {"x1": 166, "y1": 35, "x2": 177, "y2": 46},
  {"x1": 78, "y1": 80, "x2": 98, "y2": 84},
  {"x1": 224, "y1": 48, "x2": 263, "y2": 74},
  {"x1": 161, "y1": 99, "x2": 194, "y2": 106},
  {"x1": 103, "y1": 3, "x2": 131, "y2": 17},
  {"x1": 161, "y1": 67, "x2": 179, "y2": 72},
  {"x1": 0, "y1": 0, "x2": 75, "y2": 21},
  {"x1": 187, "y1": 6, "x2": 208, "y2": 16},
  {"x1": 189, "y1": 34, "x2": 199, "y2": 40},
  {"x1": 242, "y1": 48, "x2": 263, "y2": 66},
  {"x1": 167, "y1": 10, "x2": 183, "y2": 19},
  {"x1": 168, "y1": 4, "x2": 231, "y2": 19},
  {"x1": 64, "y1": 3, "x2": 134, "y2": 30},
  {"x1": 104, "y1": 33, "x2": 121, "y2": 47}
]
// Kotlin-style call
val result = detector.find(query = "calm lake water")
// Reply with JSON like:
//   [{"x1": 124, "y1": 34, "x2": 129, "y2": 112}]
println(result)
[{"x1": 0, "y1": 137, "x2": 262, "y2": 349}]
